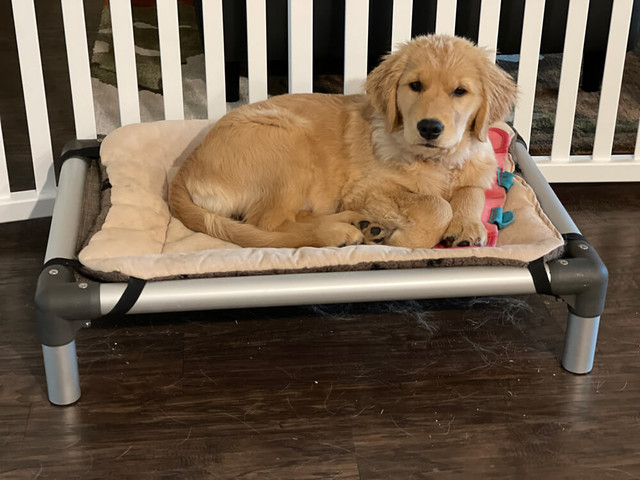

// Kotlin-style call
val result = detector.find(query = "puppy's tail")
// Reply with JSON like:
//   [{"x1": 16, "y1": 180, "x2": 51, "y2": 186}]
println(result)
[{"x1": 168, "y1": 171, "x2": 308, "y2": 248}]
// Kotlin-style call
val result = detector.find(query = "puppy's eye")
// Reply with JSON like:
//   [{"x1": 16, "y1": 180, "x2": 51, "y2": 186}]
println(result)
[
  {"x1": 409, "y1": 81, "x2": 423, "y2": 92},
  {"x1": 453, "y1": 87, "x2": 467, "y2": 97}
]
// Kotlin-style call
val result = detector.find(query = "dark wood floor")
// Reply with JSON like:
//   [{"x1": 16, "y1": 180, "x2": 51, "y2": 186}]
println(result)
[
  {"x1": 1, "y1": 192, "x2": 639, "y2": 480},
  {"x1": 2, "y1": 2, "x2": 640, "y2": 479}
]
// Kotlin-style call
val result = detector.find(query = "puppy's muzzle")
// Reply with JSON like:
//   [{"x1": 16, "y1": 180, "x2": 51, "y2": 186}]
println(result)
[{"x1": 417, "y1": 118, "x2": 444, "y2": 141}]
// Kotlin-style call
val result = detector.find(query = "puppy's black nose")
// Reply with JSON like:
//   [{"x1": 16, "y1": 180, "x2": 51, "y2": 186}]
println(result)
[{"x1": 417, "y1": 118, "x2": 444, "y2": 141}]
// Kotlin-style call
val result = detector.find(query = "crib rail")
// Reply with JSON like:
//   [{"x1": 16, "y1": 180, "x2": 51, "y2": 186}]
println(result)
[{"x1": 1, "y1": 0, "x2": 639, "y2": 223}]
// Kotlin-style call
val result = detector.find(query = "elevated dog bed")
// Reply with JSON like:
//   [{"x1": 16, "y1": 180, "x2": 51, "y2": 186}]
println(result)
[
  {"x1": 76, "y1": 121, "x2": 563, "y2": 281},
  {"x1": 35, "y1": 121, "x2": 607, "y2": 406}
]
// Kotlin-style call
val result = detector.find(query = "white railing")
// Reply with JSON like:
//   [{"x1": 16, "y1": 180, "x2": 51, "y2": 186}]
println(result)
[
  {"x1": 523, "y1": 0, "x2": 640, "y2": 182},
  {"x1": 1, "y1": 0, "x2": 638, "y2": 224},
  {"x1": 2, "y1": 0, "x2": 58, "y2": 223}
]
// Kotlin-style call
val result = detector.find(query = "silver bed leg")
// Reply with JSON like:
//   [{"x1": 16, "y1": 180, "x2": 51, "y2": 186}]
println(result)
[
  {"x1": 513, "y1": 139, "x2": 608, "y2": 375},
  {"x1": 42, "y1": 342, "x2": 81, "y2": 405},
  {"x1": 36, "y1": 149, "x2": 102, "y2": 405},
  {"x1": 561, "y1": 313, "x2": 600, "y2": 375}
]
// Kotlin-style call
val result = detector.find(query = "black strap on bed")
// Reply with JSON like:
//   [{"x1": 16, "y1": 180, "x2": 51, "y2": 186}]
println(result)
[
  {"x1": 42, "y1": 257, "x2": 84, "y2": 271},
  {"x1": 41, "y1": 257, "x2": 147, "y2": 318},
  {"x1": 562, "y1": 232, "x2": 587, "y2": 243},
  {"x1": 527, "y1": 233, "x2": 588, "y2": 295},
  {"x1": 60, "y1": 144, "x2": 102, "y2": 164},
  {"x1": 527, "y1": 257, "x2": 552, "y2": 295},
  {"x1": 103, "y1": 276, "x2": 147, "y2": 318},
  {"x1": 514, "y1": 131, "x2": 528, "y2": 150}
]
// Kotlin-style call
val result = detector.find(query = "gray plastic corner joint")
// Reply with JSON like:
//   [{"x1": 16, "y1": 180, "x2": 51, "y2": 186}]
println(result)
[
  {"x1": 34, "y1": 264, "x2": 101, "y2": 347},
  {"x1": 547, "y1": 237, "x2": 608, "y2": 318},
  {"x1": 544, "y1": 240, "x2": 606, "y2": 375},
  {"x1": 34, "y1": 263, "x2": 101, "y2": 406}
]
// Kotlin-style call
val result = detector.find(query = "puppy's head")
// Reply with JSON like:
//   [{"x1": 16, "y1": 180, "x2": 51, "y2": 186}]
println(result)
[{"x1": 366, "y1": 35, "x2": 517, "y2": 156}]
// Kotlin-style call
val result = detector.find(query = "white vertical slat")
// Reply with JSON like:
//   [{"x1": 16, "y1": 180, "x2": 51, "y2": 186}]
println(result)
[
  {"x1": 61, "y1": 0, "x2": 97, "y2": 139},
  {"x1": 551, "y1": 0, "x2": 590, "y2": 161},
  {"x1": 288, "y1": 0, "x2": 313, "y2": 93},
  {"x1": 344, "y1": 0, "x2": 369, "y2": 94},
  {"x1": 202, "y1": 0, "x2": 226, "y2": 119},
  {"x1": 0, "y1": 121, "x2": 9, "y2": 199},
  {"x1": 246, "y1": 0, "x2": 268, "y2": 103},
  {"x1": 110, "y1": 0, "x2": 141, "y2": 125},
  {"x1": 477, "y1": 0, "x2": 501, "y2": 62},
  {"x1": 592, "y1": 0, "x2": 634, "y2": 161},
  {"x1": 635, "y1": 120, "x2": 640, "y2": 159},
  {"x1": 512, "y1": 0, "x2": 546, "y2": 146},
  {"x1": 157, "y1": 0, "x2": 185, "y2": 120},
  {"x1": 11, "y1": 0, "x2": 55, "y2": 193},
  {"x1": 391, "y1": 0, "x2": 413, "y2": 51},
  {"x1": 435, "y1": 0, "x2": 456, "y2": 35}
]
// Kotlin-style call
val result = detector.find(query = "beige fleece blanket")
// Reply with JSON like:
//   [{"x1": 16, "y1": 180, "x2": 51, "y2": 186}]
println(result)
[{"x1": 78, "y1": 120, "x2": 564, "y2": 281}]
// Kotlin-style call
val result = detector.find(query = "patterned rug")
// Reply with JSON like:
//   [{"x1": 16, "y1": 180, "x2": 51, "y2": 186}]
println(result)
[{"x1": 90, "y1": 3, "x2": 640, "y2": 156}]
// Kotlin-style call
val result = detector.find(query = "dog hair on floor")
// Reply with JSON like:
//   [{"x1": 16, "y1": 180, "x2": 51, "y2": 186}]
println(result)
[{"x1": 170, "y1": 34, "x2": 517, "y2": 249}]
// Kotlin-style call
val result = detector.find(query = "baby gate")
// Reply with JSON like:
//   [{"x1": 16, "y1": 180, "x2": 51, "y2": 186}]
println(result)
[{"x1": 1, "y1": 0, "x2": 639, "y2": 223}]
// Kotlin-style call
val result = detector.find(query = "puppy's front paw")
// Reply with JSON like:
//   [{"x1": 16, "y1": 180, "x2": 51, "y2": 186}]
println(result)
[
  {"x1": 356, "y1": 220, "x2": 388, "y2": 245},
  {"x1": 441, "y1": 218, "x2": 487, "y2": 248},
  {"x1": 318, "y1": 223, "x2": 364, "y2": 247}
]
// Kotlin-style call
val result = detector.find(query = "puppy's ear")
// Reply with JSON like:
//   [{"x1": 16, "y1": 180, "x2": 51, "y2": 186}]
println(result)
[
  {"x1": 473, "y1": 54, "x2": 518, "y2": 142},
  {"x1": 365, "y1": 47, "x2": 408, "y2": 133}
]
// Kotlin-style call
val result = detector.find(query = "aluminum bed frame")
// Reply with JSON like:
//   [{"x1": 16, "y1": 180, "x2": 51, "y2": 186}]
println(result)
[{"x1": 34, "y1": 135, "x2": 608, "y2": 406}]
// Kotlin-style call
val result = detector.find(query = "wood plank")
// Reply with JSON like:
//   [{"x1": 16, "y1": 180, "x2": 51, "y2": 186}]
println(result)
[
  {"x1": 0, "y1": 121, "x2": 8, "y2": 199},
  {"x1": 10, "y1": 0, "x2": 55, "y2": 193},
  {"x1": 2, "y1": 182, "x2": 640, "y2": 477},
  {"x1": 635, "y1": 120, "x2": 640, "y2": 159},
  {"x1": 435, "y1": 0, "x2": 456, "y2": 35},
  {"x1": 344, "y1": 0, "x2": 369, "y2": 94},
  {"x1": 477, "y1": 0, "x2": 501, "y2": 61},
  {"x1": 202, "y1": 0, "x2": 226, "y2": 119},
  {"x1": 157, "y1": 0, "x2": 185, "y2": 120},
  {"x1": 0, "y1": 189, "x2": 56, "y2": 222},
  {"x1": 391, "y1": 0, "x2": 413, "y2": 51},
  {"x1": 288, "y1": 0, "x2": 313, "y2": 93},
  {"x1": 246, "y1": 0, "x2": 269, "y2": 103},
  {"x1": 60, "y1": 0, "x2": 97, "y2": 139},
  {"x1": 551, "y1": 0, "x2": 590, "y2": 161},
  {"x1": 512, "y1": 0, "x2": 546, "y2": 145},
  {"x1": 592, "y1": 0, "x2": 634, "y2": 161},
  {"x1": 109, "y1": 0, "x2": 141, "y2": 126},
  {"x1": 534, "y1": 155, "x2": 640, "y2": 182}
]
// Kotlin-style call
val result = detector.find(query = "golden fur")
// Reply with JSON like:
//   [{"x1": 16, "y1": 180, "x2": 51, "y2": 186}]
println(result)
[{"x1": 169, "y1": 35, "x2": 517, "y2": 248}]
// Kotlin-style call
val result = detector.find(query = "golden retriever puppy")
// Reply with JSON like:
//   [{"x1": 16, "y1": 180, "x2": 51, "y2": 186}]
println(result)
[{"x1": 170, "y1": 34, "x2": 517, "y2": 248}]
